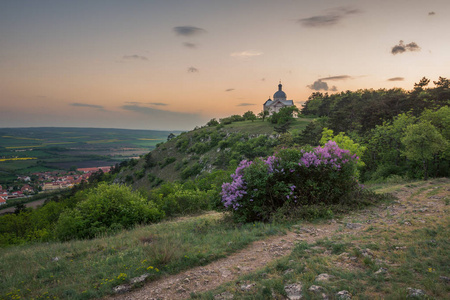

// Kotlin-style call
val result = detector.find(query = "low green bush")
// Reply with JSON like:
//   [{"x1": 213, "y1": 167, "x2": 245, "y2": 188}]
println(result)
[
  {"x1": 55, "y1": 183, "x2": 164, "y2": 240},
  {"x1": 149, "y1": 182, "x2": 215, "y2": 217},
  {"x1": 159, "y1": 156, "x2": 176, "y2": 168},
  {"x1": 181, "y1": 163, "x2": 203, "y2": 180}
]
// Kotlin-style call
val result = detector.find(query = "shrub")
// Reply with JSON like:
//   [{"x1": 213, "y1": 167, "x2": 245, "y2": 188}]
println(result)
[
  {"x1": 176, "y1": 138, "x2": 189, "y2": 152},
  {"x1": 188, "y1": 142, "x2": 210, "y2": 154},
  {"x1": 144, "y1": 153, "x2": 156, "y2": 168},
  {"x1": 181, "y1": 163, "x2": 203, "y2": 180},
  {"x1": 159, "y1": 156, "x2": 176, "y2": 168},
  {"x1": 220, "y1": 117, "x2": 233, "y2": 125},
  {"x1": 55, "y1": 183, "x2": 164, "y2": 240},
  {"x1": 127, "y1": 158, "x2": 138, "y2": 168},
  {"x1": 149, "y1": 182, "x2": 215, "y2": 217},
  {"x1": 134, "y1": 169, "x2": 145, "y2": 179},
  {"x1": 220, "y1": 141, "x2": 359, "y2": 222},
  {"x1": 207, "y1": 118, "x2": 219, "y2": 127}
]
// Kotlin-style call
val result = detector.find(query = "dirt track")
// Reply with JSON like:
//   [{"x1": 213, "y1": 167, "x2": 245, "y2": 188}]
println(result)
[
  {"x1": 107, "y1": 178, "x2": 449, "y2": 299},
  {"x1": 0, "y1": 198, "x2": 47, "y2": 214}
]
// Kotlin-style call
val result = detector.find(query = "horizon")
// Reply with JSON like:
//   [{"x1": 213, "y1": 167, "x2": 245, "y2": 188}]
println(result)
[
  {"x1": 1, "y1": 0, "x2": 449, "y2": 130},
  {"x1": 0, "y1": 126, "x2": 185, "y2": 132}
]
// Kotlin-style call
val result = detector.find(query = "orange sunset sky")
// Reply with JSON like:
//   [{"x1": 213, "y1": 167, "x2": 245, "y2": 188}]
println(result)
[{"x1": 1, "y1": 0, "x2": 449, "y2": 130}]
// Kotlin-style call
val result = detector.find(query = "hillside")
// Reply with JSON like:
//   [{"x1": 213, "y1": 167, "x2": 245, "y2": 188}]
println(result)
[
  {"x1": 107, "y1": 178, "x2": 449, "y2": 300},
  {"x1": 114, "y1": 118, "x2": 312, "y2": 189},
  {"x1": 1, "y1": 179, "x2": 448, "y2": 300}
]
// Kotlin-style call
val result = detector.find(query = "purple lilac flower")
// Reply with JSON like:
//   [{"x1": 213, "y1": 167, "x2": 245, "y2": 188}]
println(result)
[
  {"x1": 221, "y1": 159, "x2": 252, "y2": 209},
  {"x1": 298, "y1": 141, "x2": 357, "y2": 169},
  {"x1": 264, "y1": 156, "x2": 278, "y2": 173}
]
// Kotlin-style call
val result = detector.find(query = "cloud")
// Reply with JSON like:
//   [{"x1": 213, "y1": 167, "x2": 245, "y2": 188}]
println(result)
[
  {"x1": 225, "y1": 88, "x2": 235, "y2": 92},
  {"x1": 298, "y1": 15, "x2": 341, "y2": 27},
  {"x1": 387, "y1": 77, "x2": 405, "y2": 81},
  {"x1": 391, "y1": 40, "x2": 421, "y2": 55},
  {"x1": 428, "y1": 11, "x2": 436, "y2": 16},
  {"x1": 70, "y1": 103, "x2": 106, "y2": 111},
  {"x1": 298, "y1": 6, "x2": 361, "y2": 27},
  {"x1": 307, "y1": 80, "x2": 337, "y2": 91},
  {"x1": 173, "y1": 26, "x2": 206, "y2": 36},
  {"x1": 329, "y1": 86, "x2": 338, "y2": 91},
  {"x1": 319, "y1": 75, "x2": 352, "y2": 81},
  {"x1": 230, "y1": 50, "x2": 263, "y2": 58},
  {"x1": 147, "y1": 102, "x2": 168, "y2": 106},
  {"x1": 183, "y1": 42, "x2": 197, "y2": 48},
  {"x1": 187, "y1": 67, "x2": 199, "y2": 73},
  {"x1": 123, "y1": 55, "x2": 148, "y2": 61},
  {"x1": 237, "y1": 103, "x2": 255, "y2": 107}
]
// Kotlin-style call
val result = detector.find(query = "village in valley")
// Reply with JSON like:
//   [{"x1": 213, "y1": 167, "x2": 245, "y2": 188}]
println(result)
[{"x1": 0, "y1": 166, "x2": 111, "y2": 206}]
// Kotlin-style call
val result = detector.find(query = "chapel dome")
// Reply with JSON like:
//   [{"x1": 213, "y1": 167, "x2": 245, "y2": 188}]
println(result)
[{"x1": 273, "y1": 83, "x2": 287, "y2": 100}]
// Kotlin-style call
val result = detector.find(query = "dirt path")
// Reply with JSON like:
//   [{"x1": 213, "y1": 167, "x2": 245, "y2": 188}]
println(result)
[{"x1": 108, "y1": 179, "x2": 449, "y2": 300}]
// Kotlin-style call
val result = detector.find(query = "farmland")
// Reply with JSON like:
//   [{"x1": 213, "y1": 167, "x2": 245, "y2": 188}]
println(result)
[{"x1": 0, "y1": 127, "x2": 180, "y2": 184}]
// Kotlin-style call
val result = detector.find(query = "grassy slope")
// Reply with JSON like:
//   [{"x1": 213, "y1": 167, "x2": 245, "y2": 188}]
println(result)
[
  {"x1": 0, "y1": 213, "x2": 286, "y2": 300},
  {"x1": 117, "y1": 118, "x2": 312, "y2": 190},
  {"x1": 1, "y1": 179, "x2": 448, "y2": 300}
]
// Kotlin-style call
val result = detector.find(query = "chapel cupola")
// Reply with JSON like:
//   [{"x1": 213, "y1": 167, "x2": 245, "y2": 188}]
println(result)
[{"x1": 273, "y1": 81, "x2": 287, "y2": 101}]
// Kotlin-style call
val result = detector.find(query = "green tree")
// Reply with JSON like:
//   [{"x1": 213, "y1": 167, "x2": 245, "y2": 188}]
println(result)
[
  {"x1": 257, "y1": 110, "x2": 269, "y2": 122},
  {"x1": 206, "y1": 118, "x2": 219, "y2": 127},
  {"x1": 271, "y1": 106, "x2": 299, "y2": 133},
  {"x1": 243, "y1": 111, "x2": 257, "y2": 122},
  {"x1": 421, "y1": 106, "x2": 450, "y2": 163},
  {"x1": 413, "y1": 77, "x2": 430, "y2": 91},
  {"x1": 401, "y1": 121, "x2": 447, "y2": 180},
  {"x1": 297, "y1": 117, "x2": 328, "y2": 146},
  {"x1": 167, "y1": 133, "x2": 176, "y2": 141},
  {"x1": 364, "y1": 113, "x2": 416, "y2": 179},
  {"x1": 14, "y1": 203, "x2": 27, "y2": 215}
]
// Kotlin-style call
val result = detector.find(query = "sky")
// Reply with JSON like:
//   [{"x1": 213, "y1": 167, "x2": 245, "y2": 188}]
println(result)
[{"x1": 1, "y1": 0, "x2": 449, "y2": 131}]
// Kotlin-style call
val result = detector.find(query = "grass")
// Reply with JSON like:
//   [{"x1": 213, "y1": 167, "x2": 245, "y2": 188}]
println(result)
[
  {"x1": 222, "y1": 118, "x2": 312, "y2": 135},
  {"x1": 192, "y1": 179, "x2": 450, "y2": 299},
  {"x1": 0, "y1": 212, "x2": 287, "y2": 300}
]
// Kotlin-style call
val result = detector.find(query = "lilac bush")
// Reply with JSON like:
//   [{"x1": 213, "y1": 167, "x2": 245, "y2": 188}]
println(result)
[{"x1": 221, "y1": 141, "x2": 360, "y2": 222}]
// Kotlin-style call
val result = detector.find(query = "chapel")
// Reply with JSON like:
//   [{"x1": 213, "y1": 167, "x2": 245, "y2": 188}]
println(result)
[{"x1": 263, "y1": 82, "x2": 294, "y2": 115}]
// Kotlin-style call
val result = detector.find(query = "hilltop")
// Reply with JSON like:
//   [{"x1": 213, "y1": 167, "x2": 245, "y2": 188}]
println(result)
[{"x1": 114, "y1": 117, "x2": 312, "y2": 189}]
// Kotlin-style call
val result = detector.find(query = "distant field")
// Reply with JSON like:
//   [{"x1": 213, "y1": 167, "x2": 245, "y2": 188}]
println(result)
[{"x1": 0, "y1": 127, "x2": 180, "y2": 184}]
